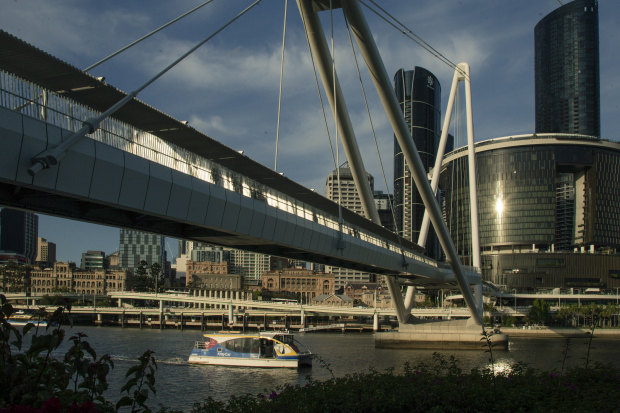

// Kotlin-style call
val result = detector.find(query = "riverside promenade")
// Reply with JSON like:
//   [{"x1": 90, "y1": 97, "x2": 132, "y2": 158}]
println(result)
[{"x1": 502, "y1": 326, "x2": 620, "y2": 338}]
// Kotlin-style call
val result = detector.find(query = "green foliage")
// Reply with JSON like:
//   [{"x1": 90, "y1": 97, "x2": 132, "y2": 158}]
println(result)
[
  {"x1": 116, "y1": 350, "x2": 157, "y2": 413},
  {"x1": 500, "y1": 314, "x2": 516, "y2": 327},
  {"x1": 187, "y1": 355, "x2": 620, "y2": 413},
  {"x1": 0, "y1": 294, "x2": 157, "y2": 412},
  {"x1": 38, "y1": 294, "x2": 75, "y2": 306},
  {"x1": 127, "y1": 274, "x2": 154, "y2": 293},
  {"x1": 528, "y1": 298, "x2": 551, "y2": 325},
  {"x1": 0, "y1": 262, "x2": 31, "y2": 293}
]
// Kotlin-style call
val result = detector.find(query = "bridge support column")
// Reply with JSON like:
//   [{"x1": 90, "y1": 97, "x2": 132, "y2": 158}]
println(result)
[
  {"x1": 297, "y1": 0, "x2": 408, "y2": 324},
  {"x1": 300, "y1": 309, "x2": 306, "y2": 328},
  {"x1": 373, "y1": 313, "x2": 379, "y2": 332},
  {"x1": 139, "y1": 311, "x2": 143, "y2": 329},
  {"x1": 341, "y1": 0, "x2": 483, "y2": 328},
  {"x1": 228, "y1": 305, "x2": 234, "y2": 326},
  {"x1": 118, "y1": 298, "x2": 122, "y2": 308}
]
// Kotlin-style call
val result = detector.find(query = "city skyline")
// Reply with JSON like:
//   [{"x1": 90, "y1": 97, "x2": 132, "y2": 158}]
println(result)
[{"x1": 2, "y1": 0, "x2": 619, "y2": 263}]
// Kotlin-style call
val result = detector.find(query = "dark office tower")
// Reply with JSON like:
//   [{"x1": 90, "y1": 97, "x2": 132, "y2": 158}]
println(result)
[
  {"x1": 393, "y1": 67, "x2": 441, "y2": 256},
  {"x1": 535, "y1": 0, "x2": 599, "y2": 137},
  {"x1": 0, "y1": 208, "x2": 38, "y2": 263}
]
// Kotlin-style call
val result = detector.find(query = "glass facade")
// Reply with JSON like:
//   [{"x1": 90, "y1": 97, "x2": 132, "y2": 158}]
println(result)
[
  {"x1": 0, "y1": 208, "x2": 38, "y2": 263},
  {"x1": 440, "y1": 135, "x2": 620, "y2": 288},
  {"x1": 535, "y1": 0, "x2": 600, "y2": 137},
  {"x1": 393, "y1": 67, "x2": 441, "y2": 257},
  {"x1": 118, "y1": 229, "x2": 165, "y2": 273}
]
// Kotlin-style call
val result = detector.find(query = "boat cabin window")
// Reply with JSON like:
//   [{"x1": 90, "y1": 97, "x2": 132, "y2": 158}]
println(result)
[
  {"x1": 274, "y1": 334, "x2": 294, "y2": 345},
  {"x1": 222, "y1": 338, "x2": 260, "y2": 354}
]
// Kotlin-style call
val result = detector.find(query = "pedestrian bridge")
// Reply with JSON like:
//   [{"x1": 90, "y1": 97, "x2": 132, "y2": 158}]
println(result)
[{"x1": 0, "y1": 30, "x2": 479, "y2": 288}]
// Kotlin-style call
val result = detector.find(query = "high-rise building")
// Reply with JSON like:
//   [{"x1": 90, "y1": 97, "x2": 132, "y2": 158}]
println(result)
[
  {"x1": 325, "y1": 161, "x2": 374, "y2": 217},
  {"x1": 118, "y1": 229, "x2": 165, "y2": 273},
  {"x1": 325, "y1": 162, "x2": 376, "y2": 289},
  {"x1": 535, "y1": 0, "x2": 600, "y2": 137},
  {"x1": 0, "y1": 208, "x2": 38, "y2": 264},
  {"x1": 35, "y1": 237, "x2": 56, "y2": 267},
  {"x1": 393, "y1": 67, "x2": 442, "y2": 257},
  {"x1": 228, "y1": 249, "x2": 270, "y2": 285},
  {"x1": 81, "y1": 250, "x2": 106, "y2": 271},
  {"x1": 373, "y1": 190, "x2": 395, "y2": 233}
]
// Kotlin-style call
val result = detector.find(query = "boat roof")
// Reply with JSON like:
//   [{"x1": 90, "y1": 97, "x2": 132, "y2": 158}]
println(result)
[{"x1": 202, "y1": 331, "x2": 294, "y2": 339}]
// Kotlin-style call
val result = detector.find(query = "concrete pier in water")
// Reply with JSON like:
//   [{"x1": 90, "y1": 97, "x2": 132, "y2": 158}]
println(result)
[{"x1": 375, "y1": 319, "x2": 509, "y2": 350}]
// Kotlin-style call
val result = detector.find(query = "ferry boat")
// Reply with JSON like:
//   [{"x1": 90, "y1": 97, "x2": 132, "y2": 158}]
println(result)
[
  {"x1": 7, "y1": 311, "x2": 48, "y2": 327},
  {"x1": 188, "y1": 331, "x2": 312, "y2": 368}
]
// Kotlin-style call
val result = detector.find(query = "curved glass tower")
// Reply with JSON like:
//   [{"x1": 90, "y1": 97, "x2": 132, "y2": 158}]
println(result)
[
  {"x1": 393, "y1": 67, "x2": 441, "y2": 256},
  {"x1": 535, "y1": 0, "x2": 599, "y2": 137}
]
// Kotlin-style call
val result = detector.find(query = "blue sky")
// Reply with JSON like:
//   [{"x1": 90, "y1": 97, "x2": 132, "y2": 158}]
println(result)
[{"x1": 1, "y1": 0, "x2": 619, "y2": 264}]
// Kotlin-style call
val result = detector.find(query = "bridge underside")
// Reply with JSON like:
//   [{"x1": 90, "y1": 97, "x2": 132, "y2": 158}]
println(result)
[{"x1": 0, "y1": 106, "x2": 475, "y2": 287}]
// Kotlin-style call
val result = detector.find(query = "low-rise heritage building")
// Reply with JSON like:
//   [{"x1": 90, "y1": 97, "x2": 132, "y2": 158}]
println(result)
[
  {"x1": 188, "y1": 273, "x2": 242, "y2": 291},
  {"x1": 313, "y1": 294, "x2": 354, "y2": 307},
  {"x1": 185, "y1": 261, "x2": 229, "y2": 287},
  {"x1": 343, "y1": 282, "x2": 391, "y2": 308},
  {"x1": 261, "y1": 268, "x2": 334, "y2": 304},
  {"x1": 30, "y1": 262, "x2": 127, "y2": 295}
]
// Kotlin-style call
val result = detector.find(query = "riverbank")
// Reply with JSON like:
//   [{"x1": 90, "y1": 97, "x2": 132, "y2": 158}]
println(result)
[{"x1": 502, "y1": 326, "x2": 620, "y2": 338}]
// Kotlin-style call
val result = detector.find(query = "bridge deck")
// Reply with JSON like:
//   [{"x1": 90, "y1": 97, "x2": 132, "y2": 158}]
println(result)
[{"x1": 0, "y1": 29, "x2": 480, "y2": 287}]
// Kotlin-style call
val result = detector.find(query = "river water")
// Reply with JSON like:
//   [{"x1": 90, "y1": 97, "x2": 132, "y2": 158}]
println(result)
[{"x1": 43, "y1": 326, "x2": 619, "y2": 411}]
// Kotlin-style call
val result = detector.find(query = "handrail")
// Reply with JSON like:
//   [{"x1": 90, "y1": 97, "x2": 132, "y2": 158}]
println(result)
[{"x1": 0, "y1": 69, "x2": 440, "y2": 270}]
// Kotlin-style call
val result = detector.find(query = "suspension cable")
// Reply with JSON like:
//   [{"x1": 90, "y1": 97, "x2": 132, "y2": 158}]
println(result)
[
  {"x1": 298, "y1": 3, "x2": 338, "y2": 172},
  {"x1": 85, "y1": 0, "x2": 218, "y2": 72},
  {"x1": 330, "y1": 0, "x2": 344, "y2": 229},
  {"x1": 17, "y1": 0, "x2": 220, "y2": 113},
  {"x1": 344, "y1": 18, "x2": 403, "y2": 252},
  {"x1": 29, "y1": 0, "x2": 263, "y2": 176},
  {"x1": 274, "y1": 0, "x2": 288, "y2": 171},
  {"x1": 359, "y1": 0, "x2": 468, "y2": 80}
]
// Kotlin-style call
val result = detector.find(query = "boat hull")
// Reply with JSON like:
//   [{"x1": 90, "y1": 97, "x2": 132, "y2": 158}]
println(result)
[
  {"x1": 7, "y1": 319, "x2": 47, "y2": 327},
  {"x1": 188, "y1": 331, "x2": 312, "y2": 368},
  {"x1": 188, "y1": 352, "x2": 311, "y2": 368}
]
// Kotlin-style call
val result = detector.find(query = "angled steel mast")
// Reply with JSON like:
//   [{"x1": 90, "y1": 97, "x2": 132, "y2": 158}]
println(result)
[{"x1": 298, "y1": 0, "x2": 483, "y2": 327}]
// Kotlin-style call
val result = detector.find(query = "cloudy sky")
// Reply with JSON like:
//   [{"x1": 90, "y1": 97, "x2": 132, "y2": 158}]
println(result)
[{"x1": 1, "y1": 0, "x2": 618, "y2": 263}]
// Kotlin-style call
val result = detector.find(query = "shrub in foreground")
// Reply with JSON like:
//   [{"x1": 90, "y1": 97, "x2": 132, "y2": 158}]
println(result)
[{"x1": 191, "y1": 356, "x2": 620, "y2": 413}]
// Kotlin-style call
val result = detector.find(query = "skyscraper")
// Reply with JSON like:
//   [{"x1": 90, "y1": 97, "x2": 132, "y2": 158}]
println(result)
[
  {"x1": 535, "y1": 0, "x2": 600, "y2": 137},
  {"x1": 0, "y1": 208, "x2": 38, "y2": 263},
  {"x1": 35, "y1": 237, "x2": 56, "y2": 267},
  {"x1": 118, "y1": 229, "x2": 165, "y2": 273},
  {"x1": 393, "y1": 67, "x2": 441, "y2": 256},
  {"x1": 325, "y1": 162, "x2": 376, "y2": 289}
]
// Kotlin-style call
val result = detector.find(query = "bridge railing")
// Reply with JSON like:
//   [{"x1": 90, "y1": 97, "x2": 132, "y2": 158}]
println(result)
[{"x1": 0, "y1": 68, "x2": 437, "y2": 269}]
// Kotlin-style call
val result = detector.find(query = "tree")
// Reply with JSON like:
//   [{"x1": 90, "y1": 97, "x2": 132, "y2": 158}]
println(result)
[
  {"x1": 135, "y1": 260, "x2": 148, "y2": 277},
  {"x1": 150, "y1": 262, "x2": 164, "y2": 292},
  {"x1": 528, "y1": 299, "x2": 551, "y2": 325},
  {"x1": 0, "y1": 262, "x2": 30, "y2": 293},
  {"x1": 188, "y1": 275, "x2": 202, "y2": 289}
]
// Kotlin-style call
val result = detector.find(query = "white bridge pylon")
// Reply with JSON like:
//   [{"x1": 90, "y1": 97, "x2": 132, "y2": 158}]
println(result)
[
  {"x1": 297, "y1": 0, "x2": 483, "y2": 327},
  {"x1": 406, "y1": 63, "x2": 483, "y2": 316}
]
